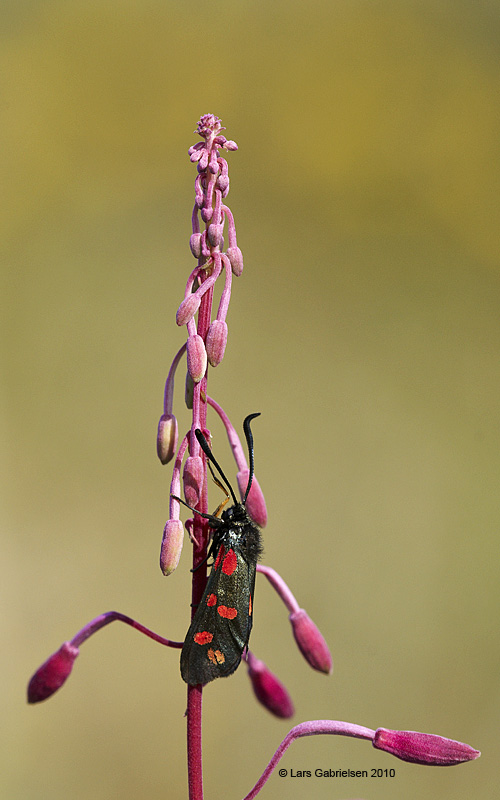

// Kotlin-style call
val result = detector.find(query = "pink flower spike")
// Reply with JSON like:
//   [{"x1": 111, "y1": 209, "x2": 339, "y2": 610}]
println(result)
[
  {"x1": 373, "y1": 728, "x2": 481, "y2": 766},
  {"x1": 196, "y1": 113, "x2": 224, "y2": 138},
  {"x1": 156, "y1": 413, "x2": 178, "y2": 465},
  {"x1": 237, "y1": 469, "x2": 267, "y2": 527},
  {"x1": 246, "y1": 651, "x2": 294, "y2": 719},
  {"x1": 183, "y1": 455, "x2": 204, "y2": 507},
  {"x1": 160, "y1": 519, "x2": 184, "y2": 576},
  {"x1": 206, "y1": 320, "x2": 228, "y2": 367},
  {"x1": 186, "y1": 334, "x2": 207, "y2": 383},
  {"x1": 289, "y1": 609, "x2": 333, "y2": 674},
  {"x1": 27, "y1": 641, "x2": 79, "y2": 703}
]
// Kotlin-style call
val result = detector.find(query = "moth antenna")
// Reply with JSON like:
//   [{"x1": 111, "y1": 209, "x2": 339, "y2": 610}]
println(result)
[
  {"x1": 170, "y1": 494, "x2": 222, "y2": 526},
  {"x1": 194, "y1": 428, "x2": 238, "y2": 505},
  {"x1": 242, "y1": 413, "x2": 261, "y2": 503}
]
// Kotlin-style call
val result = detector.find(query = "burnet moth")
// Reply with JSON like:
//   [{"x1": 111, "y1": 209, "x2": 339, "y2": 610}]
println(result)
[{"x1": 179, "y1": 413, "x2": 263, "y2": 686}]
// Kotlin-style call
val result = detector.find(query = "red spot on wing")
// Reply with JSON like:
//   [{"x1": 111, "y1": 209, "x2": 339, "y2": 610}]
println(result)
[
  {"x1": 194, "y1": 631, "x2": 213, "y2": 645},
  {"x1": 218, "y1": 605, "x2": 238, "y2": 620},
  {"x1": 249, "y1": 594, "x2": 252, "y2": 615},
  {"x1": 222, "y1": 548, "x2": 237, "y2": 575},
  {"x1": 207, "y1": 593, "x2": 217, "y2": 607},
  {"x1": 213, "y1": 545, "x2": 225, "y2": 570}
]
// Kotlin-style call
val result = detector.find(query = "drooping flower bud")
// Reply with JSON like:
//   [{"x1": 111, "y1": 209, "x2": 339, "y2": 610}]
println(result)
[
  {"x1": 183, "y1": 456, "x2": 204, "y2": 508},
  {"x1": 156, "y1": 413, "x2": 178, "y2": 465},
  {"x1": 289, "y1": 609, "x2": 333, "y2": 674},
  {"x1": 246, "y1": 651, "x2": 294, "y2": 718},
  {"x1": 27, "y1": 642, "x2": 79, "y2": 703},
  {"x1": 372, "y1": 728, "x2": 481, "y2": 766},
  {"x1": 226, "y1": 246, "x2": 244, "y2": 277},
  {"x1": 207, "y1": 223, "x2": 223, "y2": 248},
  {"x1": 237, "y1": 470, "x2": 267, "y2": 527},
  {"x1": 206, "y1": 320, "x2": 228, "y2": 367},
  {"x1": 189, "y1": 233, "x2": 202, "y2": 258},
  {"x1": 160, "y1": 519, "x2": 184, "y2": 576},
  {"x1": 217, "y1": 174, "x2": 229, "y2": 195},
  {"x1": 188, "y1": 142, "x2": 204, "y2": 163},
  {"x1": 176, "y1": 293, "x2": 201, "y2": 327},
  {"x1": 186, "y1": 334, "x2": 207, "y2": 383}
]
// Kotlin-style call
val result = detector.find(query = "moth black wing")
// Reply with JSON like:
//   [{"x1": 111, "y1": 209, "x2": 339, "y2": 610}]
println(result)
[
  {"x1": 181, "y1": 543, "x2": 256, "y2": 685},
  {"x1": 181, "y1": 510, "x2": 262, "y2": 686}
]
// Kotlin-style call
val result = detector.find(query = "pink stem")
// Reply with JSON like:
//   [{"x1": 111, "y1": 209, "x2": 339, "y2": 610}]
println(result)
[
  {"x1": 243, "y1": 721, "x2": 375, "y2": 800},
  {"x1": 170, "y1": 435, "x2": 189, "y2": 519},
  {"x1": 70, "y1": 611, "x2": 183, "y2": 649},
  {"x1": 163, "y1": 343, "x2": 187, "y2": 415},
  {"x1": 256, "y1": 564, "x2": 300, "y2": 613},
  {"x1": 206, "y1": 395, "x2": 247, "y2": 470}
]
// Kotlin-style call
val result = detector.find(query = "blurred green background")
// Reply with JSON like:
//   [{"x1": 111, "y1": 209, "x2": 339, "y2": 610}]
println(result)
[{"x1": 2, "y1": 1, "x2": 499, "y2": 798}]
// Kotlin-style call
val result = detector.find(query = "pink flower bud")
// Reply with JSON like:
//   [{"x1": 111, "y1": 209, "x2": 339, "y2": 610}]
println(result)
[
  {"x1": 183, "y1": 456, "x2": 204, "y2": 507},
  {"x1": 224, "y1": 140, "x2": 238, "y2": 151},
  {"x1": 176, "y1": 294, "x2": 201, "y2": 326},
  {"x1": 27, "y1": 641, "x2": 79, "y2": 703},
  {"x1": 289, "y1": 609, "x2": 333, "y2": 674},
  {"x1": 208, "y1": 149, "x2": 219, "y2": 174},
  {"x1": 188, "y1": 143, "x2": 203, "y2": 158},
  {"x1": 189, "y1": 233, "x2": 202, "y2": 258},
  {"x1": 186, "y1": 334, "x2": 207, "y2": 383},
  {"x1": 247, "y1": 652, "x2": 294, "y2": 719},
  {"x1": 207, "y1": 223, "x2": 223, "y2": 247},
  {"x1": 189, "y1": 142, "x2": 205, "y2": 163},
  {"x1": 198, "y1": 150, "x2": 209, "y2": 171},
  {"x1": 206, "y1": 320, "x2": 228, "y2": 367},
  {"x1": 156, "y1": 413, "x2": 178, "y2": 465},
  {"x1": 160, "y1": 519, "x2": 184, "y2": 576},
  {"x1": 237, "y1": 470, "x2": 267, "y2": 527},
  {"x1": 217, "y1": 175, "x2": 229, "y2": 195},
  {"x1": 372, "y1": 728, "x2": 481, "y2": 766},
  {"x1": 201, "y1": 204, "x2": 213, "y2": 223},
  {"x1": 226, "y1": 246, "x2": 244, "y2": 277}
]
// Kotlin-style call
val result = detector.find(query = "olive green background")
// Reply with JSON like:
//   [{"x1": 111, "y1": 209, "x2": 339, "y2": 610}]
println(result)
[{"x1": 2, "y1": 1, "x2": 499, "y2": 798}]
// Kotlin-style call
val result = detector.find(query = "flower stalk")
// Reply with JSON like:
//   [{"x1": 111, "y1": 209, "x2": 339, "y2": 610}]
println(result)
[{"x1": 26, "y1": 114, "x2": 480, "y2": 800}]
